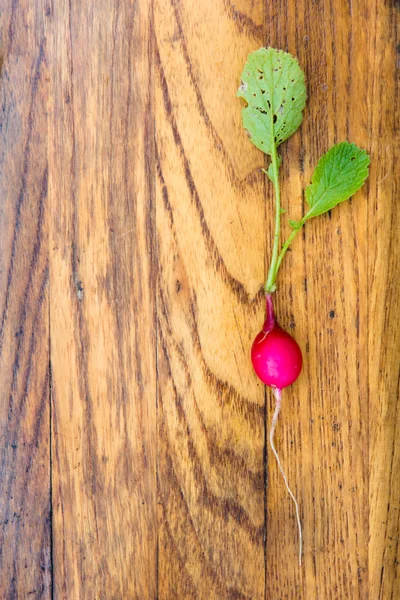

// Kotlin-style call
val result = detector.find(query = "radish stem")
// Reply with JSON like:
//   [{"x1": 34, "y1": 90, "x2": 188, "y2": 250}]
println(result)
[
  {"x1": 265, "y1": 128, "x2": 281, "y2": 293},
  {"x1": 269, "y1": 387, "x2": 303, "y2": 566},
  {"x1": 274, "y1": 222, "x2": 303, "y2": 277}
]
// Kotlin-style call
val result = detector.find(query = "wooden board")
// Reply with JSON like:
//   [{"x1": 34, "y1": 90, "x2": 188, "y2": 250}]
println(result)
[
  {"x1": 263, "y1": 1, "x2": 371, "y2": 597},
  {"x1": 368, "y1": 2, "x2": 400, "y2": 599},
  {"x1": 0, "y1": 0, "x2": 399, "y2": 598},
  {"x1": 0, "y1": 1, "x2": 51, "y2": 597},
  {"x1": 47, "y1": 1, "x2": 157, "y2": 598},
  {"x1": 154, "y1": 0, "x2": 266, "y2": 597}
]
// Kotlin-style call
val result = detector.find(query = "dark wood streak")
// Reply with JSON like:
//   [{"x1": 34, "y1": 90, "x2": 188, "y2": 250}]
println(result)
[
  {"x1": 188, "y1": 298, "x2": 263, "y2": 415},
  {"x1": 155, "y1": 109, "x2": 260, "y2": 307},
  {"x1": 0, "y1": 0, "x2": 50, "y2": 594},
  {"x1": 10, "y1": 260, "x2": 49, "y2": 429},
  {"x1": 158, "y1": 324, "x2": 263, "y2": 547},
  {"x1": 107, "y1": 1, "x2": 134, "y2": 447},
  {"x1": 370, "y1": 4, "x2": 400, "y2": 586},
  {"x1": 158, "y1": 451, "x2": 253, "y2": 600},
  {"x1": 157, "y1": 494, "x2": 198, "y2": 597},
  {"x1": 0, "y1": 264, "x2": 49, "y2": 532},
  {"x1": 0, "y1": 42, "x2": 45, "y2": 356},
  {"x1": 6, "y1": 366, "x2": 51, "y2": 599},
  {"x1": 0, "y1": 166, "x2": 48, "y2": 467},
  {"x1": 191, "y1": 386, "x2": 263, "y2": 492},
  {"x1": 158, "y1": 153, "x2": 247, "y2": 319},
  {"x1": 51, "y1": 406, "x2": 68, "y2": 599},
  {"x1": 9, "y1": 170, "x2": 48, "y2": 414},
  {"x1": 6, "y1": 0, "x2": 19, "y2": 57},
  {"x1": 346, "y1": 25, "x2": 353, "y2": 140},
  {"x1": 0, "y1": 264, "x2": 50, "y2": 597},
  {"x1": 158, "y1": 414, "x2": 254, "y2": 600},
  {"x1": 169, "y1": 0, "x2": 263, "y2": 190},
  {"x1": 156, "y1": 290, "x2": 263, "y2": 490},
  {"x1": 154, "y1": 30, "x2": 262, "y2": 188},
  {"x1": 156, "y1": 275, "x2": 263, "y2": 422},
  {"x1": 223, "y1": 0, "x2": 264, "y2": 38},
  {"x1": 48, "y1": 301, "x2": 53, "y2": 600},
  {"x1": 328, "y1": 0, "x2": 338, "y2": 141}
]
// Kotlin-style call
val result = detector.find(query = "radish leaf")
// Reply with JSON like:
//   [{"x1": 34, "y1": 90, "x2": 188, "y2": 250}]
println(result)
[
  {"x1": 237, "y1": 48, "x2": 307, "y2": 156},
  {"x1": 303, "y1": 141, "x2": 370, "y2": 220}
]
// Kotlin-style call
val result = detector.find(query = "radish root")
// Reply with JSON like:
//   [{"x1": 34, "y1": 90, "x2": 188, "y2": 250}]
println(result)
[{"x1": 269, "y1": 387, "x2": 303, "y2": 566}]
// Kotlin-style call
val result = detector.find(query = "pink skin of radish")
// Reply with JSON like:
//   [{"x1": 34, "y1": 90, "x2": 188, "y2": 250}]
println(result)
[
  {"x1": 251, "y1": 295, "x2": 302, "y2": 388},
  {"x1": 251, "y1": 294, "x2": 304, "y2": 566}
]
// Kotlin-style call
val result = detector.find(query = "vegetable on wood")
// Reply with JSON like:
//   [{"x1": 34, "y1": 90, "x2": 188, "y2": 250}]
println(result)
[{"x1": 237, "y1": 47, "x2": 370, "y2": 566}]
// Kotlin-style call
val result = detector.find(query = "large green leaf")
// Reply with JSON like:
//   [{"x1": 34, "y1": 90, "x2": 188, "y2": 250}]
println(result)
[{"x1": 237, "y1": 47, "x2": 307, "y2": 156}]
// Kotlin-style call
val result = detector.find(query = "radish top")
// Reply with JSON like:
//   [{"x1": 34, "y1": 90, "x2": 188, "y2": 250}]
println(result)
[{"x1": 237, "y1": 48, "x2": 370, "y2": 294}]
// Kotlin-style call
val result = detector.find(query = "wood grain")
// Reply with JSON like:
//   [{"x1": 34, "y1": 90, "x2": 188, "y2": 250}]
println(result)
[
  {"x1": 368, "y1": 2, "x2": 400, "y2": 599},
  {"x1": 0, "y1": 0, "x2": 399, "y2": 598},
  {"x1": 155, "y1": 0, "x2": 267, "y2": 597},
  {"x1": 263, "y1": 1, "x2": 370, "y2": 598},
  {"x1": 47, "y1": 1, "x2": 157, "y2": 598},
  {"x1": 0, "y1": 1, "x2": 51, "y2": 598}
]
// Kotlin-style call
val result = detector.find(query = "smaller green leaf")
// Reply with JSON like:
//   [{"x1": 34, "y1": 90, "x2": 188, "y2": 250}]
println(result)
[
  {"x1": 304, "y1": 141, "x2": 370, "y2": 220},
  {"x1": 289, "y1": 219, "x2": 302, "y2": 230}
]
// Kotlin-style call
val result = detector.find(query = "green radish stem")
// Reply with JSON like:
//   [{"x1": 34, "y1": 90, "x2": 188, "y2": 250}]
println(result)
[
  {"x1": 264, "y1": 151, "x2": 304, "y2": 294},
  {"x1": 274, "y1": 222, "x2": 303, "y2": 279},
  {"x1": 264, "y1": 136, "x2": 281, "y2": 294},
  {"x1": 270, "y1": 387, "x2": 303, "y2": 566}
]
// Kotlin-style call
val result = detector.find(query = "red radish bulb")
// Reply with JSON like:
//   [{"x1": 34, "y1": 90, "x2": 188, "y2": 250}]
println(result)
[{"x1": 251, "y1": 294, "x2": 302, "y2": 388}]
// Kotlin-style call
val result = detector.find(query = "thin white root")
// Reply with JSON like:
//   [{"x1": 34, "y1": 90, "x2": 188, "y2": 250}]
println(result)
[{"x1": 269, "y1": 387, "x2": 303, "y2": 566}]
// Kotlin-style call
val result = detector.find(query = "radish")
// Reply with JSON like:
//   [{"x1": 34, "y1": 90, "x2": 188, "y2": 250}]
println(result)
[
  {"x1": 238, "y1": 47, "x2": 370, "y2": 565},
  {"x1": 251, "y1": 294, "x2": 302, "y2": 389}
]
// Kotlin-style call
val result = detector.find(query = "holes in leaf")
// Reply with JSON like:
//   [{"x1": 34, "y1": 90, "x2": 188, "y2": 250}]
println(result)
[
  {"x1": 257, "y1": 68, "x2": 263, "y2": 74},
  {"x1": 350, "y1": 156, "x2": 356, "y2": 161},
  {"x1": 259, "y1": 75, "x2": 263, "y2": 80},
  {"x1": 261, "y1": 89, "x2": 266, "y2": 94},
  {"x1": 273, "y1": 114, "x2": 277, "y2": 124},
  {"x1": 258, "y1": 108, "x2": 267, "y2": 115},
  {"x1": 291, "y1": 79, "x2": 295, "y2": 83},
  {"x1": 253, "y1": 93, "x2": 256, "y2": 97},
  {"x1": 292, "y1": 97, "x2": 295, "y2": 102},
  {"x1": 266, "y1": 100, "x2": 271, "y2": 109}
]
